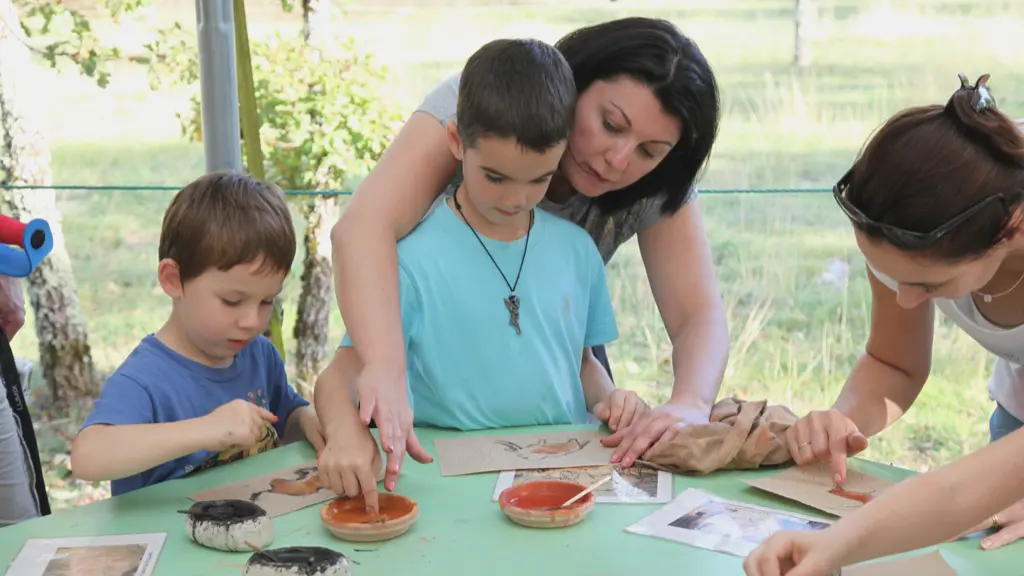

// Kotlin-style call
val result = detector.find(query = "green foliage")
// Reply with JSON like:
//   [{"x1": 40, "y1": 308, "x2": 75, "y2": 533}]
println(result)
[
  {"x1": 145, "y1": 28, "x2": 404, "y2": 191},
  {"x1": 13, "y1": 0, "x2": 146, "y2": 87}
]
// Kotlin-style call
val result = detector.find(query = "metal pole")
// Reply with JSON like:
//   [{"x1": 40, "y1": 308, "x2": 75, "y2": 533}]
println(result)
[{"x1": 195, "y1": 0, "x2": 242, "y2": 173}]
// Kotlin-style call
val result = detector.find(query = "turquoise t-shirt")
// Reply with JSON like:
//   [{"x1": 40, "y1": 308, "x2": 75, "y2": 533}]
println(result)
[{"x1": 340, "y1": 194, "x2": 619, "y2": 430}]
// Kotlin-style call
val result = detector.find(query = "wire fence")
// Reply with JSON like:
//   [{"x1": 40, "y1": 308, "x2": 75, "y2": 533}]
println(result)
[{"x1": 0, "y1": 184, "x2": 833, "y2": 195}]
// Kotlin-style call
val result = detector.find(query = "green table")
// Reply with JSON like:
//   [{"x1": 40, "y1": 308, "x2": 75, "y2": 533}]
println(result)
[{"x1": 0, "y1": 425, "x2": 1017, "y2": 575}]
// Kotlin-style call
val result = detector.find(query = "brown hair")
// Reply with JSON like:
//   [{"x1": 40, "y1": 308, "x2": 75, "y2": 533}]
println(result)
[
  {"x1": 844, "y1": 75, "x2": 1024, "y2": 261},
  {"x1": 159, "y1": 172, "x2": 296, "y2": 282},
  {"x1": 457, "y1": 38, "x2": 576, "y2": 152}
]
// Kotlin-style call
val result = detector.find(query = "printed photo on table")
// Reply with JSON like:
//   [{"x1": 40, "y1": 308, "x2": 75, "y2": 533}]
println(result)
[{"x1": 625, "y1": 488, "x2": 832, "y2": 557}]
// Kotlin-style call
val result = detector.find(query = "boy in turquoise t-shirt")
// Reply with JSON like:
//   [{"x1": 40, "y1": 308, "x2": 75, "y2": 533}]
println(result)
[{"x1": 314, "y1": 38, "x2": 648, "y2": 508}]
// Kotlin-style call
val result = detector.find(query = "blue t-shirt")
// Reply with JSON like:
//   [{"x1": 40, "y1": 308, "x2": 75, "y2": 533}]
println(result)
[
  {"x1": 341, "y1": 194, "x2": 619, "y2": 430},
  {"x1": 81, "y1": 335, "x2": 309, "y2": 495}
]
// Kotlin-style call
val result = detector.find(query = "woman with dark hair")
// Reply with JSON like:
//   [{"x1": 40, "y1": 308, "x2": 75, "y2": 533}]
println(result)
[
  {"x1": 745, "y1": 74, "x2": 1024, "y2": 576},
  {"x1": 319, "y1": 17, "x2": 728, "y2": 490}
]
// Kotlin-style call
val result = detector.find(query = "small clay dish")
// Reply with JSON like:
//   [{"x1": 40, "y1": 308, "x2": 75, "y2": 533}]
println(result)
[
  {"x1": 320, "y1": 493, "x2": 418, "y2": 542},
  {"x1": 498, "y1": 480, "x2": 595, "y2": 528},
  {"x1": 244, "y1": 546, "x2": 351, "y2": 576},
  {"x1": 181, "y1": 499, "x2": 273, "y2": 552}
]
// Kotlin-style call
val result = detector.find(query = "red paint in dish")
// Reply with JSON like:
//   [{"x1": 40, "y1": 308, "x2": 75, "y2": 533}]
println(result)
[
  {"x1": 499, "y1": 480, "x2": 592, "y2": 510},
  {"x1": 321, "y1": 493, "x2": 417, "y2": 525},
  {"x1": 498, "y1": 480, "x2": 595, "y2": 529}
]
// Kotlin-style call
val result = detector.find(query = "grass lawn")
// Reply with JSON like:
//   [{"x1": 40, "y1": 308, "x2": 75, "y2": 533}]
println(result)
[{"x1": 11, "y1": 0, "x2": 1022, "y2": 509}]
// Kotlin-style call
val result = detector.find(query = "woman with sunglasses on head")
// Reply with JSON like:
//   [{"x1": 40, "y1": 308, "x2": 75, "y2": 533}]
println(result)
[{"x1": 743, "y1": 74, "x2": 1024, "y2": 576}]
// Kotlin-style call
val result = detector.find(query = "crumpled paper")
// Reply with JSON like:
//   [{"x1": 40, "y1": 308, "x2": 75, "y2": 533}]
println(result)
[{"x1": 640, "y1": 397, "x2": 798, "y2": 474}]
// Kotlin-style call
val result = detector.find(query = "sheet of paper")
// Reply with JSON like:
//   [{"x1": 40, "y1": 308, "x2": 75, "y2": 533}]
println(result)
[
  {"x1": 188, "y1": 460, "x2": 335, "y2": 518},
  {"x1": 492, "y1": 464, "x2": 673, "y2": 504},
  {"x1": 5, "y1": 532, "x2": 166, "y2": 576},
  {"x1": 744, "y1": 462, "x2": 895, "y2": 517},
  {"x1": 434, "y1": 430, "x2": 614, "y2": 476},
  {"x1": 624, "y1": 488, "x2": 832, "y2": 557},
  {"x1": 843, "y1": 550, "x2": 959, "y2": 575}
]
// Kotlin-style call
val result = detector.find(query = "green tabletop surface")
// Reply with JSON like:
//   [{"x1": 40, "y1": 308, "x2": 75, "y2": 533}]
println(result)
[{"x1": 0, "y1": 425, "x2": 1017, "y2": 575}]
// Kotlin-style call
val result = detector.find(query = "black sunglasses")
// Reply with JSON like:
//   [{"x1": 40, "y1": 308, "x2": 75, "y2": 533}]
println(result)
[{"x1": 832, "y1": 168, "x2": 1006, "y2": 249}]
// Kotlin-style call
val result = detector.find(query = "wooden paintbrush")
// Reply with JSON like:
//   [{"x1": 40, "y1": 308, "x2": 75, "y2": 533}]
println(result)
[{"x1": 540, "y1": 475, "x2": 612, "y2": 510}]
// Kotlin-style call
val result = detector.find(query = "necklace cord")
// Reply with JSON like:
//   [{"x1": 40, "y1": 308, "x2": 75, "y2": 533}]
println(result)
[
  {"x1": 450, "y1": 188, "x2": 533, "y2": 294},
  {"x1": 975, "y1": 269, "x2": 1024, "y2": 302}
]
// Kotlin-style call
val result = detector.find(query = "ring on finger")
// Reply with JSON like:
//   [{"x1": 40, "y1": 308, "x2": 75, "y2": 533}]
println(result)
[
  {"x1": 993, "y1": 514, "x2": 1001, "y2": 529},
  {"x1": 798, "y1": 441, "x2": 812, "y2": 449}
]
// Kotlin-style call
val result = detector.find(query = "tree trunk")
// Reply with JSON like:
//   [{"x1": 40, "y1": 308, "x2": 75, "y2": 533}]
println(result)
[
  {"x1": 0, "y1": 0, "x2": 100, "y2": 414},
  {"x1": 794, "y1": 0, "x2": 812, "y2": 69},
  {"x1": 302, "y1": 0, "x2": 335, "y2": 48},
  {"x1": 289, "y1": 0, "x2": 337, "y2": 397},
  {"x1": 292, "y1": 196, "x2": 334, "y2": 397}
]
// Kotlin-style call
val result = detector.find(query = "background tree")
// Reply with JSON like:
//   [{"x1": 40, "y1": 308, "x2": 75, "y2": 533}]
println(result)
[
  {"x1": 0, "y1": 0, "x2": 135, "y2": 413},
  {"x1": 146, "y1": 11, "x2": 403, "y2": 397}
]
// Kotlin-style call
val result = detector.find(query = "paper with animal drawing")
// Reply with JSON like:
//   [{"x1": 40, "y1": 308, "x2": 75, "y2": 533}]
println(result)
[
  {"x1": 840, "y1": 550, "x2": 959, "y2": 576},
  {"x1": 4, "y1": 532, "x2": 166, "y2": 576},
  {"x1": 434, "y1": 430, "x2": 614, "y2": 476},
  {"x1": 492, "y1": 464, "x2": 673, "y2": 503},
  {"x1": 743, "y1": 462, "x2": 896, "y2": 517},
  {"x1": 188, "y1": 461, "x2": 335, "y2": 518}
]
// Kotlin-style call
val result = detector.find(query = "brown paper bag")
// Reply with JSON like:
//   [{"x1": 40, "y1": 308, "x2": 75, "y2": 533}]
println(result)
[{"x1": 642, "y1": 397, "x2": 798, "y2": 474}]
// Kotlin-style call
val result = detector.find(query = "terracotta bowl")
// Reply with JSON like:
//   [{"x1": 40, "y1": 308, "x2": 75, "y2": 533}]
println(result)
[
  {"x1": 498, "y1": 480, "x2": 595, "y2": 528},
  {"x1": 320, "y1": 493, "x2": 418, "y2": 543}
]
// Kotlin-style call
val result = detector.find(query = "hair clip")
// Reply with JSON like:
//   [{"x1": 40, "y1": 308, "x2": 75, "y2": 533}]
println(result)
[{"x1": 957, "y1": 72, "x2": 995, "y2": 112}]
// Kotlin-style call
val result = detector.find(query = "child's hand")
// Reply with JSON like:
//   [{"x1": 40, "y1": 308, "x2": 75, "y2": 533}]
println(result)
[
  {"x1": 317, "y1": 422, "x2": 384, "y2": 514},
  {"x1": 593, "y1": 389, "x2": 649, "y2": 432},
  {"x1": 201, "y1": 399, "x2": 279, "y2": 452},
  {"x1": 742, "y1": 530, "x2": 842, "y2": 576}
]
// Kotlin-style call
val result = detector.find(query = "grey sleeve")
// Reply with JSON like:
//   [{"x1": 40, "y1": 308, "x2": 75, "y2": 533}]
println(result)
[
  {"x1": 415, "y1": 71, "x2": 461, "y2": 126},
  {"x1": 636, "y1": 184, "x2": 699, "y2": 230},
  {"x1": 0, "y1": 389, "x2": 40, "y2": 526}
]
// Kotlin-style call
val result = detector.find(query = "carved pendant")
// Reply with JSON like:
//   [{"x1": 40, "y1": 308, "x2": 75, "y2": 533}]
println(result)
[{"x1": 504, "y1": 294, "x2": 521, "y2": 335}]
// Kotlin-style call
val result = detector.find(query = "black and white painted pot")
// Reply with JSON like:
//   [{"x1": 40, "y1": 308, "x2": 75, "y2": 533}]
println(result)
[
  {"x1": 243, "y1": 546, "x2": 352, "y2": 576},
  {"x1": 183, "y1": 499, "x2": 274, "y2": 552}
]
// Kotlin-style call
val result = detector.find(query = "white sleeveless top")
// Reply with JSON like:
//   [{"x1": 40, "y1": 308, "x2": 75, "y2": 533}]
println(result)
[{"x1": 869, "y1": 264, "x2": 1024, "y2": 421}]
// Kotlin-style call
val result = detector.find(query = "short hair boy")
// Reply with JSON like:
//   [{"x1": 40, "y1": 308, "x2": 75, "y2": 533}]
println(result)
[
  {"x1": 315, "y1": 38, "x2": 645, "y2": 507},
  {"x1": 71, "y1": 172, "x2": 324, "y2": 495}
]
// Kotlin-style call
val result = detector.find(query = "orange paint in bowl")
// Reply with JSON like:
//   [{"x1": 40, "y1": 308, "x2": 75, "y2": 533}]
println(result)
[
  {"x1": 322, "y1": 493, "x2": 416, "y2": 524},
  {"x1": 320, "y1": 493, "x2": 418, "y2": 542},
  {"x1": 498, "y1": 480, "x2": 595, "y2": 528}
]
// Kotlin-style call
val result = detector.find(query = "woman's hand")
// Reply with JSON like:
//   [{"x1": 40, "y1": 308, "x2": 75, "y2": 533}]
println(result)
[
  {"x1": 785, "y1": 409, "x2": 869, "y2": 486},
  {"x1": 952, "y1": 498, "x2": 1024, "y2": 550},
  {"x1": 0, "y1": 275, "x2": 26, "y2": 340},
  {"x1": 614, "y1": 203, "x2": 727, "y2": 468},
  {"x1": 330, "y1": 110, "x2": 457, "y2": 490},
  {"x1": 601, "y1": 401, "x2": 711, "y2": 467},
  {"x1": 355, "y1": 363, "x2": 432, "y2": 492}
]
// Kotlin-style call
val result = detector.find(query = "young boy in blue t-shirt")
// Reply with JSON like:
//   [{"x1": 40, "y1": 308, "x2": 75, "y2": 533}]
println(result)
[
  {"x1": 313, "y1": 38, "x2": 649, "y2": 509},
  {"x1": 71, "y1": 172, "x2": 324, "y2": 496}
]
